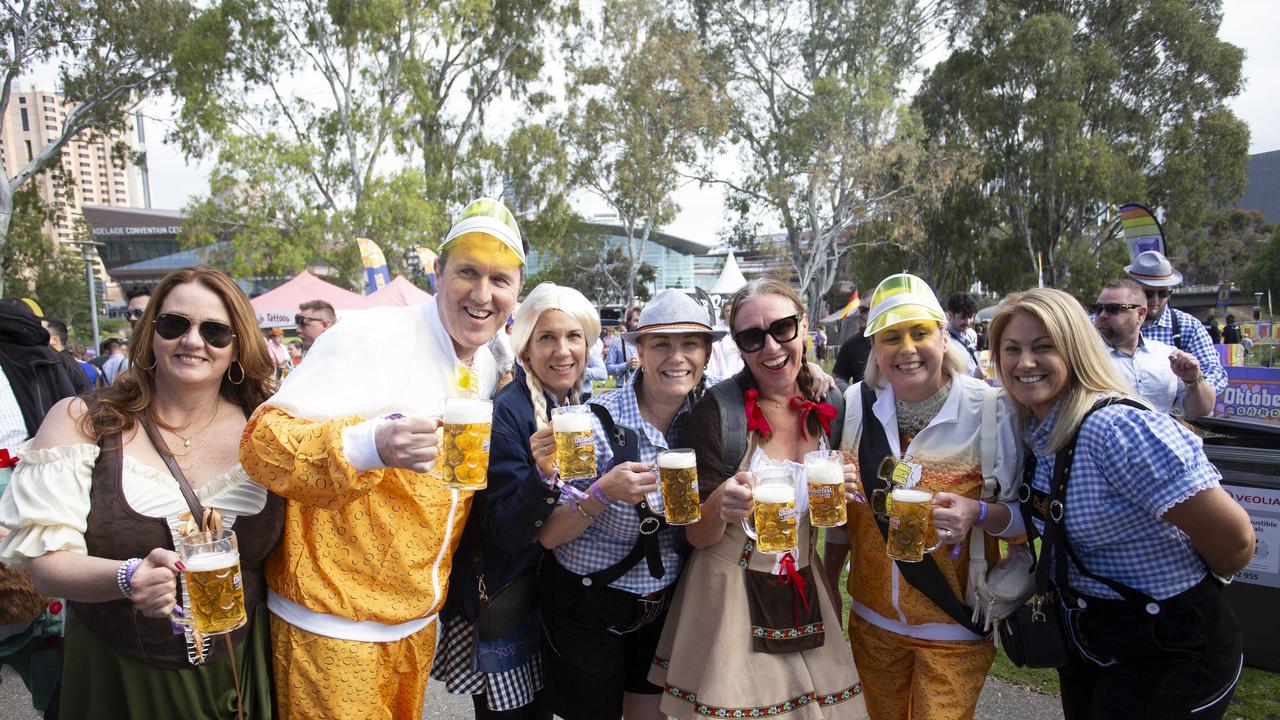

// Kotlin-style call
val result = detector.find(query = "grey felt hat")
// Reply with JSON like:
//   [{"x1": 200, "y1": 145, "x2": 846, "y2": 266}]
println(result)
[
  {"x1": 620, "y1": 289, "x2": 726, "y2": 344},
  {"x1": 1124, "y1": 251, "x2": 1183, "y2": 288}
]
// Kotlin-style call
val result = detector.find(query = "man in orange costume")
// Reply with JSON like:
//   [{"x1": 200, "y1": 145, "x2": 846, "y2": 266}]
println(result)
[{"x1": 240, "y1": 199, "x2": 526, "y2": 719}]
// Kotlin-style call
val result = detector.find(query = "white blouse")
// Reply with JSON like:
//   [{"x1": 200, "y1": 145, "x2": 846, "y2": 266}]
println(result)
[{"x1": 0, "y1": 442, "x2": 269, "y2": 568}]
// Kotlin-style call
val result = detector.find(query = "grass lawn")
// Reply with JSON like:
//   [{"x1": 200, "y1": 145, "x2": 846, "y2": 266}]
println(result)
[{"x1": 819, "y1": 533, "x2": 1279, "y2": 718}]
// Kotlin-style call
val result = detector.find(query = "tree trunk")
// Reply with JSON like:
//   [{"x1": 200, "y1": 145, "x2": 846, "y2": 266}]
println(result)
[{"x1": 0, "y1": 179, "x2": 13, "y2": 296}]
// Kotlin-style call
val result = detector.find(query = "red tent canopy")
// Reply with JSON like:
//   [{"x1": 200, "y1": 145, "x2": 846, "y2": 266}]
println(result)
[
  {"x1": 366, "y1": 276, "x2": 433, "y2": 307},
  {"x1": 251, "y1": 270, "x2": 373, "y2": 326}
]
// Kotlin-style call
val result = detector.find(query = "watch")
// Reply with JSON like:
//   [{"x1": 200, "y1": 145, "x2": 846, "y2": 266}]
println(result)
[{"x1": 1185, "y1": 371, "x2": 1205, "y2": 389}]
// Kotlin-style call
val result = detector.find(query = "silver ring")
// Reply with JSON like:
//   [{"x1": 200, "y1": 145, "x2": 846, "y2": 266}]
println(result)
[{"x1": 944, "y1": 528, "x2": 954, "y2": 540}]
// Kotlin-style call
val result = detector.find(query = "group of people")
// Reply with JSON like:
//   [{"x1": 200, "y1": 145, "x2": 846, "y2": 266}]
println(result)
[{"x1": 0, "y1": 196, "x2": 1258, "y2": 720}]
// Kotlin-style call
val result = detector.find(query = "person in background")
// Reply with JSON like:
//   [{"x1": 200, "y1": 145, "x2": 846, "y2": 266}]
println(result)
[
  {"x1": 287, "y1": 340, "x2": 303, "y2": 366},
  {"x1": 707, "y1": 300, "x2": 744, "y2": 379},
  {"x1": 832, "y1": 305, "x2": 872, "y2": 386},
  {"x1": 1093, "y1": 279, "x2": 1213, "y2": 418},
  {"x1": 945, "y1": 292, "x2": 983, "y2": 379},
  {"x1": 125, "y1": 287, "x2": 151, "y2": 337},
  {"x1": 604, "y1": 305, "x2": 642, "y2": 385},
  {"x1": 489, "y1": 317, "x2": 516, "y2": 389},
  {"x1": 814, "y1": 326, "x2": 828, "y2": 361},
  {"x1": 43, "y1": 318, "x2": 91, "y2": 394},
  {"x1": 582, "y1": 334, "x2": 607, "y2": 401},
  {"x1": 100, "y1": 338, "x2": 129, "y2": 385},
  {"x1": 1125, "y1": 251, "x2": 1227, "y2": 396},
  {"x1": 1203, "y1": 314, "x2": 1222, "y2": 345},
  {"x1": 265, "y1": 327, "x2": 289, "y2": 373},
  {"x1": 294, "y1": 299, "x2": 336, "y2": 352},
  {"x1": 1221, "y1": 314, "x2": 1242, "y2": 345},
  {"x1": 990, "y1": 288, "x2": 1253, "y2": 720},
  {"x1": 68, "y1": 343, "x2": 100, "y2": 389}
]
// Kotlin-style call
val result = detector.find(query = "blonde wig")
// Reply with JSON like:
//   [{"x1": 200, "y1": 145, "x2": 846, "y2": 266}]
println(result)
[
  {"x1": 511, "y1": 283, "x2": 602, "y2": 428},
  {"x1": 988, "y1": 288, "x2": 1143, "y2": 453}
]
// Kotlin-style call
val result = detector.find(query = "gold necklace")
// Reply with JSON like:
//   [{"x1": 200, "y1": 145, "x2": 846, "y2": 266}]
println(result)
[
  {"x1": 158, "y1": 401, "x2": 221, "y2": 449},
  {"x1": 176, "y1": 401, "x2": 221, "y2": 472}
]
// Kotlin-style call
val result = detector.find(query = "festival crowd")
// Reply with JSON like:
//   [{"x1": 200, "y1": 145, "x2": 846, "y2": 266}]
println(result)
[{"x1": 0, "y1": 197, "x2": 1257, "y2": 720}]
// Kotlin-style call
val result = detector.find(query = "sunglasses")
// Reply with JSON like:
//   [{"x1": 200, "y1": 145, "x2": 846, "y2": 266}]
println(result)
[
  {"x1": 1143, "y1": 289, "x2": 1171, "y2": 299},
  {"x1": 1091, "y1": 303, "x2": 1142, "y2": 316},
  {"x1": 733, "y1": 314, "x2": 800, "y2": 353},
  {"x1": 295, "y1": 314, "x2": 327, "y2": 327},
  {"x1": 126, "y1": 307, "x2": 146, "y2": 319},
  {"x1": 154, "y1": 313, "x2": 237, "y2": 348}
]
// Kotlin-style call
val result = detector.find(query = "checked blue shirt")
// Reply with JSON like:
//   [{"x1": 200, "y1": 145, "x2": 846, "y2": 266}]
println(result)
[
  {"x1": 1141, "y1": 306, "x2": 1228, "y2": 395},
  {"x1": 550, "y1": 377, "x2": 719, "y2": 595},
  {"x1": 1026, "y1": 399, "x2": 1220, "y2": 601}
]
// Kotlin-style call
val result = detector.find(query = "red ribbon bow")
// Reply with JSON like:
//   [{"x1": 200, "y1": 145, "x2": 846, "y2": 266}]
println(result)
[
  {"x1": 0, "y1": 449, "x2": 17, "y2": 469},
  {"x1": 743, "y1": 388, "x2": 772, "y2": 438},
  {"x1": 789, "y1": 396, "x2": 837, "y2": 440},
  {"x1": 777, "y1": 551, "x2": 810, "y2": 626}
]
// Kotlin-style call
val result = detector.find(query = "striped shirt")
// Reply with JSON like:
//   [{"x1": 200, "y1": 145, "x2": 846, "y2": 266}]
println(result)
[
  {"x1": 1141, "y1": 307, "x2": 1227, "y2": 394},
  {"x1": 550, "y1": 378, "x2": 715, "y2": 595},
  {"x1": 1026, "y1": 400, "x2": 1218, "y2": 600}
]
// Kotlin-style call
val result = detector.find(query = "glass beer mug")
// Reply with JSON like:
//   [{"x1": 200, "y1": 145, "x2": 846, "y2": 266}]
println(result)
[
  {"x1": 438, "y1": 398, "x2": 493, "y2": 490},
  {"x1": 804, "y1": 450, "x2": 846, "y2": 528},
  {"x1": 656, "y1": 448, "x2": 701, "y2": 525},
  {"x1": 870, "y1": 456, "x2": 942, "y2": 562},
  {"x1": 176, "y1": 529, "x2": 246, "y2": 636},
  {"x1": 740, "y1": 467, "x2": 798, "y2": 554},
  {"x1": 552, "y1": 405, "x2": 596, "y2": 481}
]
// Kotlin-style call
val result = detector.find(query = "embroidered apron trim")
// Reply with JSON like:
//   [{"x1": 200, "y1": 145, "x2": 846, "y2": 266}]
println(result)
[
  {"x1": 663, "y1": 682, "x2": 863, "y2": 717},
  {"x1": 750, "y1": 622, "x2": 824, "y2": 639}
]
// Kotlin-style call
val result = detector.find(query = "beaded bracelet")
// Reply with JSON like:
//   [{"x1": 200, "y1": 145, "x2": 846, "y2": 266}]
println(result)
[{"x1": 116, "y1": 558, "x2": 142, "y2": 599}]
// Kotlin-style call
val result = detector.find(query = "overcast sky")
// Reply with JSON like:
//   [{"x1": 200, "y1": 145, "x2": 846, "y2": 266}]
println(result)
[{"x1": 131, "y1": 0, "x2": 1278, "y2": 247}]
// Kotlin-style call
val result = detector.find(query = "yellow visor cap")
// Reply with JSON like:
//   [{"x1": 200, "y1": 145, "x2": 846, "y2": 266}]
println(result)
[
  {"x1": 439, "y1": 197, "x2": 525, "y2": 264},
  {"x1": 864, "y1": 273, "x2": 945, "y2": 337}
]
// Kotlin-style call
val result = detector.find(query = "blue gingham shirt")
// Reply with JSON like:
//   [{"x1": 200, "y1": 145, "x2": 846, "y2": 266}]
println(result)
[
  {"x1": 1141, "y1": 306, "x2": 1228, "y2": 394},
  {"x1": 1026, "y1": 399, "x2": 1220, "y2": 600},
  {"x1": 551, "y1": 378, "x2": 716, "y2": 594}
]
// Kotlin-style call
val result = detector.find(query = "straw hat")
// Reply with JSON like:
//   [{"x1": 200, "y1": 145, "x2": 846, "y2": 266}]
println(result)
[
  {"x1": 1124, "y1": 251, "x2": 1182, "y2": 288},
  {"x1": 439, "y1": 197, "x2": 525, "y2": 263},
  {"x1": 864, "y1": 273, "x2": 946, "y2": 337},
  {"x1": 621, "y1": 289, "x2": 726, "y2": 343}
]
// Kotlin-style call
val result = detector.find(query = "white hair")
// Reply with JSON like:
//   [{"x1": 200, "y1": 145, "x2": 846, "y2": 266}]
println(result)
[{"x1": 511, "y1": 283, "x2": 602, "y2": 428}]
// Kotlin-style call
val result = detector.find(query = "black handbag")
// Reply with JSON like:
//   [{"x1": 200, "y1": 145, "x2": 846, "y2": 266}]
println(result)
[
  {"x1": 999, "y1": 595, "x2": 1069, "y2": 668},
  {"x1": 476, "y1": 567, "x2": 539, "y2": 641}
]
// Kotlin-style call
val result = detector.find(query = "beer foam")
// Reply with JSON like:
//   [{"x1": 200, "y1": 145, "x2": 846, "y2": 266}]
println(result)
[
  {"x1": 753, "y1": 484, "x2": 796, "y2": 504},
  {"x1": 552, "y1": 412, "x2": 593, "y2": 433},
  {"x1": 182, "y1": 550, "x2": 239, "y2": 572},
  {"x1": 444, "y1": 398, "x2": 492, "y2": 425},
  {"x1": 891, "y1": 487, "x2": 932, "y2": 503},
  {"x1": 657, "y1": 450, "x2": 696, "y2": 469},
  {"x1": 806, "y1": 462, "x2": 843, "y2": 484}
]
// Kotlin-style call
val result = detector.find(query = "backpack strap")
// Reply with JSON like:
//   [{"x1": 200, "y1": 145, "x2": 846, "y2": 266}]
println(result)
[
  {"x1": 708, "y1": 375, "x2": 749, "y2": 479},
  {"x1": 967, "y1": 384, "x2": 1000, "y2": 602},
  {"x1": 586, "y1": 403, "x2": 667, "y2": 584}
]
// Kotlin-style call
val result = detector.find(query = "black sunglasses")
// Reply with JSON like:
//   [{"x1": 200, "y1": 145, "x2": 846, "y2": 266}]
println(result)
[
  {"x1": 733, "y1": 314, "x2": 800, "y2": 353},
  {"x1": 1091, "y1": 303, "x2": 1142, "y2": 316},
  {"x1": 126, "y1": 307, "x2": 146, "y2": 319},
  {"x1": 295, "y1": 314, "x2": 327, "y2": 327},
  {"x1": 154, "y1": 313, "x2": 237, "y2": 348},
  {"x1": 1144, "y1": 289, "x2": 1171, "y2": 299}
]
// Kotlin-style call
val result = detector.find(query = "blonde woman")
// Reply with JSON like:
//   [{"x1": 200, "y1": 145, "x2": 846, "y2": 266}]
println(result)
[
  {"x1": 822, "y1": 273, "x2": 1024, "y2": 720},
  {"x1": 989, "y1": 288, "x2": 1252, "y2": 720},
  {"x1": 434, "y1": 282, "x2": 601, "y2": 719}
]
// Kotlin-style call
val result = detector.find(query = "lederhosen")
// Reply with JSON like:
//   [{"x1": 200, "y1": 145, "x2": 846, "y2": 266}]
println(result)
[
  {"x1": 72, "y1": 416, "x2": 284, "y2": 668},
  {"x1": 1020, "y1": 399, "x2": 1242, "y2": 720}
]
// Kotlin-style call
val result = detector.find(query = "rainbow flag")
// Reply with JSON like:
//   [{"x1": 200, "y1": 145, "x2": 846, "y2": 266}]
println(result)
[
  {"x1": 356, "y1": 237, "x2": 391, "y2": 294},
  {"x1": 836, "y1": 290, "x2": 861, "y2": 320},
  {"x1": 1118, "y1": 203, "x2": 1166, "y2": 261}
]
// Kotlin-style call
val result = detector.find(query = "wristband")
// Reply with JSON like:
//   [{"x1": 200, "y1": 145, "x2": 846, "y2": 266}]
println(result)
[
  {"x1": 976, "y1": 500, "x2": 989, "y2": 526},
  {"x1": 535, "y1": 463, "x2": 560, "y2": 490},
  {"x1": 559, "y1": 482, "x2": 591, "y2": 516},
  {"x1": 116, "y1": 558, "x2": 142, "y2": 599},
  {"x1": 588, "y1": 481, "x2": 612, "y2": 506}
]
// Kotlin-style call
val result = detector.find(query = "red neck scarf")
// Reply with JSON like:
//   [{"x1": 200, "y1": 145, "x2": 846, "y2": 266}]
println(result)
[
  {"x1": 745, "y1": 389, "x2": 837, "y2": 441},
  {"x1": 0, "y1": 449, "x2": 17, "y2": 469}
]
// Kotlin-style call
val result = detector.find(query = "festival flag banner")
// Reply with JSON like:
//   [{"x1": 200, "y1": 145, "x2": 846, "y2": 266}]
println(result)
[
  {"x1": 837, "y1": 290, "x2": 860, "y2": 319},
  {"x1": 1215, "y1": 366, "x2": 1280, "y2": 425},
  {"x1": 1216, "y1": 344, "x2": 1245, "y2": 367},
  {"x1": 1118, "y1": 203, "x2": 1166, "y2": 261},
  {"x1": 356, "y1": 237, "x2": 392, "y2": 295},
  {"x1": 414, "y1": 246, "x2": 439, "y2": 293}
]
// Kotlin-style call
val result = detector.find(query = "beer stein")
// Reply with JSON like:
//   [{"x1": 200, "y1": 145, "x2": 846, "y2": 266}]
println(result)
[
  {"x1": 741, "y1": 467, "x2": 798, "y2": 554},
  {"x1": 175, "y1": 529, "x2": 246, "y2": 636},
  {"x1": 868, "y1": 455, "x2": 922, "y2": 518},
  {"x1": 438, "y1": 397, "x2": 493, "y2": 490},
  {"x1": 656, "y1": 448, "x2": 701, "y2": 525},
  {"x1": 886, "y1": 486, "x2": 944, "y2": 562},
  {"x1": 552, "y1": 405, "x2": 597, "y2": 480},
  {"x1": 804, "y1": 449, "x2": 846, "y2": 528}
]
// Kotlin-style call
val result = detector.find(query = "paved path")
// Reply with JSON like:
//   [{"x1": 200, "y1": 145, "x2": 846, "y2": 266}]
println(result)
[{"x1": 3, "y1": 664, "x2": 1062, "y2": 719}]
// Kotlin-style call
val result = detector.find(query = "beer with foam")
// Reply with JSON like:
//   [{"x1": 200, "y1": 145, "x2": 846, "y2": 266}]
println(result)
[
  {"x1": 657, "y1": 449, "x2": 700, "y2": 525},
  {"x1": 804, "y1": 450, "x2": 846, "y2": 528},
  {"x1": 741, "y1": 468, "x2": 798, "y2": 554},
  {"x1": 177, "y1": 530, "x2": 246, "y2": 636},
  {"x1": 439, "y1": 398, "x2": 493, "y2": 490},
  {"x1": 887, "y1": 487, "x2": 941, "y2": 562},
  {"x1": 552, "y1": 406, "x2": 596, "y2": 481}
]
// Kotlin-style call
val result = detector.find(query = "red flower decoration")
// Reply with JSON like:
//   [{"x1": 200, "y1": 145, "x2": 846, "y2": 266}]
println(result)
[
  {"x1": 0, "y1": 449, "x2": 17, "y2": 469},
  {"x1": 743, "y1": 388, "x2": 772, "y2": 438},
  {"x1": 777, "y1": 551, "x2": 810, "y2": 626},
  {"x1": 789, "y1": 396, "x2": 837, "y2": 440}
]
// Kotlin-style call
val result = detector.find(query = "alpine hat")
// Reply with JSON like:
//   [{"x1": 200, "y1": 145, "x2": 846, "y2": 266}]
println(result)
[
  {"x1": 621, "y1": 289, "x2": 725, "y2": 344},
  {"x1": 1124, "y1": 250, "x2": 1182, "y2": 288}
]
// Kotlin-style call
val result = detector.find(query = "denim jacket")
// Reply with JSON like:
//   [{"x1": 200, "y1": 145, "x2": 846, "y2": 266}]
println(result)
[{"x1": 442, "y1": 365, "x2": 562, "y2": 623}]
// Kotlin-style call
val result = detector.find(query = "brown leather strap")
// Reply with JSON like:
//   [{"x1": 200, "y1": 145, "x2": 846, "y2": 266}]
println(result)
[{"x1": 139, "y1": 414, "x2": 207, "y2": 527}]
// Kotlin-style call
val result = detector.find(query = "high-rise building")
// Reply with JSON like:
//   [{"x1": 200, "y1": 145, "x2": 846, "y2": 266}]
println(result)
[{"x1": 0, "y1": 89, "x2": 146, "y2": 244}]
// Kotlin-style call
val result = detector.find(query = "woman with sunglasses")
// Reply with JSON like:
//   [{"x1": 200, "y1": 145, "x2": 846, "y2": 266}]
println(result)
[
  {"x1": 432, "y1": 283, "x2": 600, "y2": 719},
  {"x1": 821, "y1": 273, "x2": 1024, "y2": 720},
  {"x1": 649, "y1": 279, "x2": 867, "y2": 720},
  {"x1": 0, "y1": 267, "x2": 283, "y2": 718}
]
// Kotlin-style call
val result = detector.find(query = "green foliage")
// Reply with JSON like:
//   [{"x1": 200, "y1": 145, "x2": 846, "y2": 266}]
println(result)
[
  {"x1": 1240, "y1": 224, "x2": 1280, "y2": 298},
  {"x1": 917, "y1": 0, "x2": 1248, "y2": 294},
  {"x1": 526, "y1": 223, "x2": 657, "y2": 308},
  {"x1": 1174, "y1": 209, "x2": 1272, "y2": 287},
  {"x1": 0, "y1": 189, "x2": 91, "y2": 335}
]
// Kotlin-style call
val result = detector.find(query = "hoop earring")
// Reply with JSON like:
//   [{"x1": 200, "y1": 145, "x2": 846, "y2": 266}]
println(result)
[
  {"x1": 139, "y1": 353, "x2": 156, "y2": 371},
  {"x1": 227, "y1": 361, "x2": 245, "y2": 385}
]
